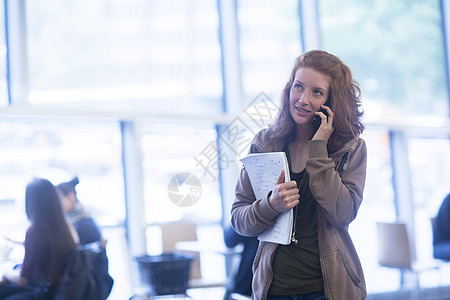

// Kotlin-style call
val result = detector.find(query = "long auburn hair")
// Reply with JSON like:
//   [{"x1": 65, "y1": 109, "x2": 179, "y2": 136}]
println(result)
[
  {"x1": 25, "y1": 178, "x2": 76, "y2": 285},
  {"x1": 271, "y1": 50, "x2": 364, "y2": 152}
]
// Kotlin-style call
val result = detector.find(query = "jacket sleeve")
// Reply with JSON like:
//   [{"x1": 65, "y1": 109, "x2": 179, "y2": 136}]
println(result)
[
  {"x1": 306, "y1": 138, "x2": 367, "y2": 228},
  {"x1": 230, "y1": 144, "x2": 280, "y2": 237}
]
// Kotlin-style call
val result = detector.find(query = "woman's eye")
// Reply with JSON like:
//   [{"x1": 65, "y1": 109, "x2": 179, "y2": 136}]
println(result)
[
  {"x1": 313, "y1": 90, "x2": 324, "y2": 96},
  {"x1": 294, "y1": 83, "x2": 303, "y2": 89}
]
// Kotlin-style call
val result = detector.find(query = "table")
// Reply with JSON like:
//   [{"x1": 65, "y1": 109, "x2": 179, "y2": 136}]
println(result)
[
  {"x1": 175, "y1": 240, "x2": 243, "y2": 299},
  {"x1": 175, "y1": 241, "x2": 243, "y2": 256},
  {"x1": 175, "y1": 240, "x2": 243, "y2": 277}
]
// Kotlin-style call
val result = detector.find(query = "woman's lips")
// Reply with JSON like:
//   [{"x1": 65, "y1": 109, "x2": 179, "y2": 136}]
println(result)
[{"x1": 295, "y1": 106, "x2": 311, "y2": 116}]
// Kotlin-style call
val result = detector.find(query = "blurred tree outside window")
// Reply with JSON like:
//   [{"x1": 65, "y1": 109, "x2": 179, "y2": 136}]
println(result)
[{"x1": 319, "y1": 0, "x2": 448, "y2": 123}]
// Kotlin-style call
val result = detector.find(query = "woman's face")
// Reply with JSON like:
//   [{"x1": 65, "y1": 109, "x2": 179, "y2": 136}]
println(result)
[{"x1": 289, "y1": 67, "x2": 331, "y2": 126}]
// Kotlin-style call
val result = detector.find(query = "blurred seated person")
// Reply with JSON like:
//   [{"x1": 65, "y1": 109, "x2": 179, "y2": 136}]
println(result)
[
  {"x1": 56, "y1": 176, "x2": 103, "y2": 246},
  {"x1": 224, "y1": 226, "x2": 259, "y2": 297},
  {"x1": 56, "y1": 176, "x2": 112, "y2": 293},
  {"x1": 0, "y1": 178, "x2": 78, "y2": 299},
  {"x1": 433, "y1": 193, "x2": 450, "y2": 260}
]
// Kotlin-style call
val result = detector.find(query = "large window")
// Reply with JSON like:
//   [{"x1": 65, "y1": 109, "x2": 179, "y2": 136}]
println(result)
[
  {"x1": 1, "y1": 1, "x2": 449, "y2": 298},
  {"x1": 25, "y1": 0, "x2": 223, "y2": 115},
  {"x1": 319, "y1": 0, "x2": 448, "y2": 122},
  {"x1": 0, "y1": 1, "x2": 7, "y2": 105},
  {"x1": 237, "y1": 0, "x2": 302, "y2": 105}
]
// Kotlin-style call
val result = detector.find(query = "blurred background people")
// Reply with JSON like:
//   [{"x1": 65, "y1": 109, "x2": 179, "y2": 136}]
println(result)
[
  {"x1": 55, "y1": 176, "x2": 112, "y2": 292},
  {"x1": 56, "y1": 176, "x2": 103, "y2": 246},
  {"x1": 433, "y1": 193, "x2": 450, "y2": 261},
  {"x1": 0, "y1": 178, "x2": 78, "y2": 299}
]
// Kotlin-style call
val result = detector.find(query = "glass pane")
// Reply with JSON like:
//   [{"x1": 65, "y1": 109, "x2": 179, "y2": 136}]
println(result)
[
  {"x1": 349, "y1": 128, "x2": 396, "y2": 293},
  {"x1": 319, "y1": 0, "x2": 448, "y2": 122},
  {"x1": 141, "y1": 121, "x2": 221, "y2": 224},
  {"x1": 25, "y1": 0, "x2": 222, "y2": 114},
  {"x1": 237, "y1": 0, "x2": 302, "y2": 104},
  {"x1": 0, "y1": 1, "x2": 7, "y2": 105},
  {"x1": 409, "y1": 137, "x2": 450, "y2": 271},
  {"x1": 0, "y1": 118, "x2": 125, "y2": 242}
]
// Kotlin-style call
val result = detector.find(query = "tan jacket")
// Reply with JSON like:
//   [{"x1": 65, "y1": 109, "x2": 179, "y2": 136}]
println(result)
[{"x1": 231, "y1": 127, "x2": 367, "y2": 300}]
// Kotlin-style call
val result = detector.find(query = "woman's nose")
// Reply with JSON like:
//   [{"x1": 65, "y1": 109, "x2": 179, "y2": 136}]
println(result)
[{"x1": 298, "y1": 93, "x2": 310, "y2": 105}]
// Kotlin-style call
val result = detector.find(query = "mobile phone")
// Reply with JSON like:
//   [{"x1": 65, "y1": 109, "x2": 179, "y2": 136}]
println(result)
[{"x1": 312, "y1": 100, "x2": 330, "y2": 133}]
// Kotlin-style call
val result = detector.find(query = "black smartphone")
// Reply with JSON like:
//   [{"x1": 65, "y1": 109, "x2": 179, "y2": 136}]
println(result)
[{"x1": 312, "y1": 100, "x2": 330, "y2": 133}]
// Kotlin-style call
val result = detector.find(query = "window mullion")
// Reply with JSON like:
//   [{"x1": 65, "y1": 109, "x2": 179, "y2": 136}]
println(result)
[{"x1": 5, "y1": 0, "x2": 28, "y2": 106}]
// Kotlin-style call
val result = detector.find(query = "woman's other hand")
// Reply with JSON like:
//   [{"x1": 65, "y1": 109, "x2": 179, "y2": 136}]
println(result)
[{"x1": 268, "y1": 170, "x2": 299, "y2": 213}]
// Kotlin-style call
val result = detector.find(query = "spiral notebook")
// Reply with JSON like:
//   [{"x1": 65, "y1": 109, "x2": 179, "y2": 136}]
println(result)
[{"x1": 240, "y1": 152, "x2": 293, "y2": 245}]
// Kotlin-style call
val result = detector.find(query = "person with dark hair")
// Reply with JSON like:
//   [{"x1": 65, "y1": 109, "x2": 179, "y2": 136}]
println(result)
[
  {"x1": 55, "y1": 176, "x2": 113, "y2": 299},
  {"x1": 56, "y1": 176, "x2": 102, "y2": 245},
  {"x1": 433, "y1": 193, "x2": 450, "y2": 260},
  {"x1": 0, "y1": 178, "x2": 78, "y2": 299},
  {"x1": 231, "y1": 50, "x2": 367, "y2": 299}
]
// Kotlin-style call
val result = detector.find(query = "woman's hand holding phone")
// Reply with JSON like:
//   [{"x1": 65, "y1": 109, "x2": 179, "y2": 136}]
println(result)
[{"x1": 312, "y1": 104, "x2": 334, "y2": 141}]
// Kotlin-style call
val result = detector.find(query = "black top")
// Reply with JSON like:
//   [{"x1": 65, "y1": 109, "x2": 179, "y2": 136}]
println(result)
[
  {"x1": 74, "y1": 218, "x2": 102, "y2": 245},
  {"x1": 269, "y1": 146, "x2": 323, "y2": 296}
]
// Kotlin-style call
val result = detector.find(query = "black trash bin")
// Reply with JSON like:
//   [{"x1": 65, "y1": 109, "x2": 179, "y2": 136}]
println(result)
[{"x1": 135, "y1": 252, "x2": 193, "y2": 296}]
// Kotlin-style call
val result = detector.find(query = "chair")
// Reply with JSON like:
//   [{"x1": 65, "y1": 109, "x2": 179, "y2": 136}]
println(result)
[
  {"x1": 376, "y1": 221, "x2": 440, "y2": 290},
  {"x1": 54, "y1": 241, "x2": 114, "y2": 300},
  {"x1": 159, "y1": 222, "x2": 228, "y2": 290},
  {"x1": 159, "y1": 222, "x2": 202, "y2": 281}
]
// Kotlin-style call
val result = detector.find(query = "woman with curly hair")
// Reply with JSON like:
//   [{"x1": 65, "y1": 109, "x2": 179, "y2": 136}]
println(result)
[{"x1": 231, "y1": 50, "x2": 367, "y2": 299}]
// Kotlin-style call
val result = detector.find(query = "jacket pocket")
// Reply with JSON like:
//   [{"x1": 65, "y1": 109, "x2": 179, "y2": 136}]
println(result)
[
  {"x1": 340, "y1": 247, "x2": 361, "y2": 286},
  {"x1": 321, "y1": 248, "x2": 363, "y2": 300}
]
